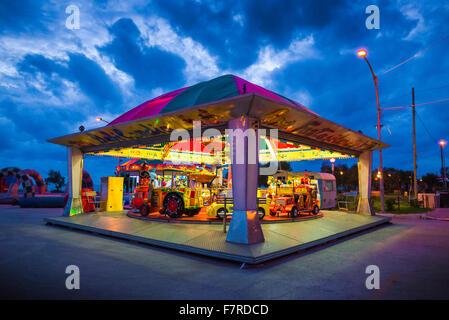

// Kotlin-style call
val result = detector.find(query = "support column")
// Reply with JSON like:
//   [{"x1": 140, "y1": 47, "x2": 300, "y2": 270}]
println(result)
[
  {"x1": 357, "y1": 150, "x2": 375, "y2": 215},
  {"x1": 226, "y1": 116, "x2": 264, "y2": 244},
  {"x1": 63, "y1": 146, "x2": 84, "y2": 216}
]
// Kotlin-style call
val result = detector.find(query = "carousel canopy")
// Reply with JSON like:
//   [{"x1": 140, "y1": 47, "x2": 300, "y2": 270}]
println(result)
[
  {"x1": 48, "y1": 74, "x2": 389, "y2": 160},
  {"x1": 108, "y1": 74, "x2": 317, "y2": 126}
]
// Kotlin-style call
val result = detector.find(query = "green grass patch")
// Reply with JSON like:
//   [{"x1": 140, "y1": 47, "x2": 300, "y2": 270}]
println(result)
[{"x1": 371, "y1": 195, "x2": 431, "y2": 214}]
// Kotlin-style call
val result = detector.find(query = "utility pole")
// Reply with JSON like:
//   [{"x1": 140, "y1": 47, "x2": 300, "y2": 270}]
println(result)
[{"x1": 412, "y1": 88, "x2": 418, "y2": 199}]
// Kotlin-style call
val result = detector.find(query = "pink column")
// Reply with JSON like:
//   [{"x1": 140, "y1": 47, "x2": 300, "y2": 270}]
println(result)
[{"x1": 226, "y1": 116, "x2": 265, "y2": 244}]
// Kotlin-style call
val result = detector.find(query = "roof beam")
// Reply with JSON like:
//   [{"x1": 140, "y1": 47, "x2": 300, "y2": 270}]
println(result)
[
  {"x1": 272, "y1": 128, "x2": 361, "y2": 156},
  {"x1": 81, "y1": 124, "x2": 228, "y2": 153}
]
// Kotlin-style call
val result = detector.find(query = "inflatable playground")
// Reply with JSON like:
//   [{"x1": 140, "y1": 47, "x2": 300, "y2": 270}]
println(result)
[{"x1": 0, "y1": 167, "x2": 94, "y2": 208}]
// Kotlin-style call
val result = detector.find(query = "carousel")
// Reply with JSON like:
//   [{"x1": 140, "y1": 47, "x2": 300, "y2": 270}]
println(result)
[{"x1": 45, "y1": 74, "x2": 391, "y2": 263}]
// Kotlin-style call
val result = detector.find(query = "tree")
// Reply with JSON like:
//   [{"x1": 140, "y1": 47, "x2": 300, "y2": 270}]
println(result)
[
  {"x1": 321, "y1": 162, "x2": 332, "y2": 174},
  {"x1": 422, "y1": 173, "x2": 439, "y2": 192},
  {"x1": 321, "y1": 162, "x2": 358, "y2": 191},
  {"x1": 45, "y1": 170, "x2": 65, "y2": 192}
]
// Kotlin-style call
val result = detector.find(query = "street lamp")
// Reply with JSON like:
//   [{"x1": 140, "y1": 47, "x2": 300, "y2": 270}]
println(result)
[
  {"x1": 357, "y1": 48, "x2": 385, "y2": 212},
  {"x1": 439, "y1": 139, "x2": 447, "y2": 189},
  {"x1": 95, "y1": 117, "x2": 110, "y2": 124},
  {"x1": 330, "y1": 158, "x2": 336, "y2": 176}
]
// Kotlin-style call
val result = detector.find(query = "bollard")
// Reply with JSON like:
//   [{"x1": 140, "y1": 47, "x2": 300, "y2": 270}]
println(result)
[{"x1": 223, "y1": 197, "x2": 227, "y2": 233}]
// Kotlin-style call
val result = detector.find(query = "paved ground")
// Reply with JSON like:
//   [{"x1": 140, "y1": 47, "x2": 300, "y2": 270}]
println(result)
[
  {"x1": 45, "y1": 210, "x2": 388, "y2": 263},
  {"x1": 426, "y1": 208, "x2": 449, "y2": 220},
  {"x1": 0, "y1": 205, "x2": 448, "y2": 299}
]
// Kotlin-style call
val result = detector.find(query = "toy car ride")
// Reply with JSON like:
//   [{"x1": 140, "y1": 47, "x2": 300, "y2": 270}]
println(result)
[
  {"x1": 269, "y1": 179, "x2": 320, "y2": 217},
  {"x1": 207, "y1": 196, "x2": 268, "y2": 220}
]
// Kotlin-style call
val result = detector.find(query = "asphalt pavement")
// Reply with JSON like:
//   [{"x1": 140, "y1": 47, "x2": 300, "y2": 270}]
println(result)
[{"x1": 0, "y1": 205, "x2": 448, "y2": 299}]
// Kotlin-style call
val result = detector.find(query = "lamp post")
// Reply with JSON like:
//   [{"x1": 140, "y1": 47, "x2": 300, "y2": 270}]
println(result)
[
  {"x1": 357, "y1": 48, "x2": 385, "y2": 212},
  {"x1": 95, "y1": 117, "x2": 110, "y2": 124},
  {"x1": 439, "y1": 140, "x2": 447, "y2": 190},
  {"x1": 330, "y1": 158, "x2": 336, "y2": 176}
]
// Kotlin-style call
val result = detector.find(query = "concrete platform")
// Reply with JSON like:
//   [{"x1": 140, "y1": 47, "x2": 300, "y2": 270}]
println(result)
[{"x1": 44, "y1": 211, "x2": 391, "y2": 264}]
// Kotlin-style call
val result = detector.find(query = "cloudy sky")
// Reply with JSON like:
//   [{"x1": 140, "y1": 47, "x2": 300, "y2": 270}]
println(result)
[{"x1": 1, "y1": 0, "x2": 448, "y2": 185}]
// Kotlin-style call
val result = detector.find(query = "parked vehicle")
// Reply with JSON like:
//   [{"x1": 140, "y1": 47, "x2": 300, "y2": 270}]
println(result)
[
  {"x1": 132, "y1": 168, "x2": 213, "y2": 218},
  {"x1": 207, "y1": 197, "x2": 268, "y2": 220},
  {"x1": 269, "y1": 195, "x2": 319, "y2": 217}
]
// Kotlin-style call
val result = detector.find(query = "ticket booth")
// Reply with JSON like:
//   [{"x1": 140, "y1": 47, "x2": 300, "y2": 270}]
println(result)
[{"x1": 100, "y1": 176, "x2": 124, "y2": 211}]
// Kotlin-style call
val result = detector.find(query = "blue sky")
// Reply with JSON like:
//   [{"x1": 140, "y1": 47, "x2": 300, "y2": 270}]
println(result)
[{"x1": 1, "y1": 0, "x2": 448, "y2": 187}]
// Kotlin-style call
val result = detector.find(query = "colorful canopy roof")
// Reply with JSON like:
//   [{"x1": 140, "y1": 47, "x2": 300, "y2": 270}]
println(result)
[
  {"x1": 48, "y1": 74, "x2": 389, "y2": 155},
  {"x1": 109, "y1": 74, "x2": 318, "y2": 126}
]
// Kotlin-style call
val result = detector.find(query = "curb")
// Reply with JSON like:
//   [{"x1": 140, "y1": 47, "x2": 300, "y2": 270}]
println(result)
[
  {"x1": 377, "y1": 213, "x2": 426, "y2": 219},
  {"x1": 422, "y1": 215, "x2": 449, "y2": 221}
]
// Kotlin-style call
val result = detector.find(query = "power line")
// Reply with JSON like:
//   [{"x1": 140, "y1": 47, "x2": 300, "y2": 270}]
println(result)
[
  {"x1": 415, "y1": 83, "x2": 449, "y2": 94},
  {"x1": 415, "y1": 110, "x2": 438, "y2": 143},
  {"x1": 381, "y1": 83, "x2": 449, "y2": 105},
  {"x1": 381, "y1": 97, "x2": 449, "y2": 110},
  {"x1": 415, "y1": 97, "x2": 449, "y2": 107},
  {"x1": 381, "y1": 34, "x2": 449, "y2": 75},
  {"x1": 382, "y1": 105, "x2": 410, "y2": 110}
]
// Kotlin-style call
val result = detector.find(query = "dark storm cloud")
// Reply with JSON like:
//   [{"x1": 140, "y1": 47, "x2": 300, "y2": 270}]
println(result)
[
  {"x1": 99, "y1": 18, "x2": 186, "y2": 90},
  {"x1": 0, "y1": 99, "x2": 84, "y2": 141},
  {"x1": 18, "y1": 54, "x2": 67, "y2": 76},
  {"x1": 243, "y1": 0, "x2": 346, "y2": 44},
  {"x1": 0, "y1": 0, "x2": 49, "y2": 35},
  {"x1": 0, "y1": 97, "x2": 78, "y2": 176},
  {"x1": 67, "y1": 53, "x2": 122, "y2": 109},
  {"x1": 152, "y1": 0, "x2": 356, "y2": 70},
  {"x1": 150, "y1": 0, "x2": 251, "y2": 70},
  {"x1": 17, "y1": 52, "x2": 122, "y2": 112}
]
